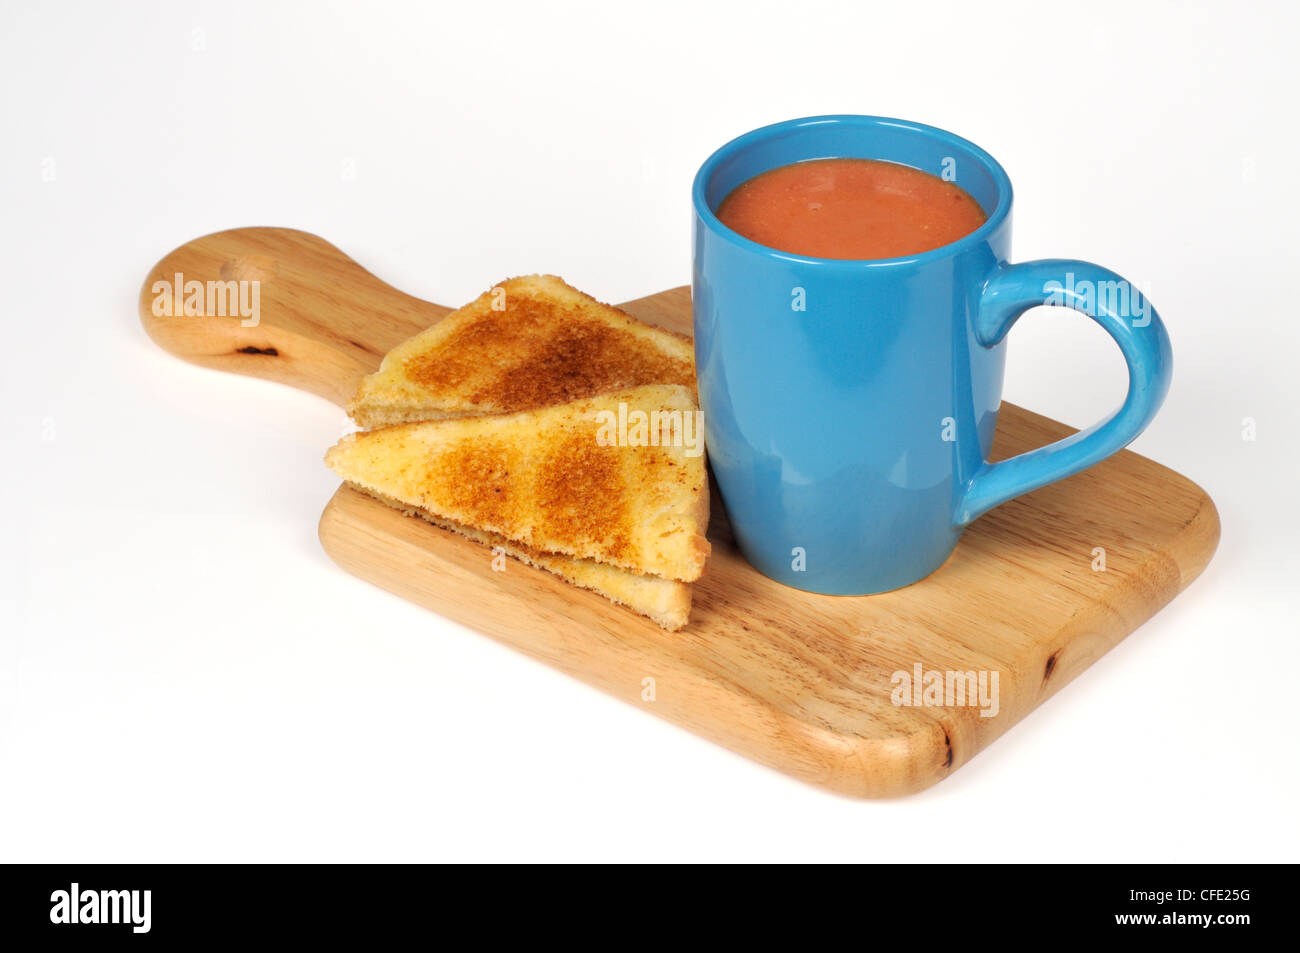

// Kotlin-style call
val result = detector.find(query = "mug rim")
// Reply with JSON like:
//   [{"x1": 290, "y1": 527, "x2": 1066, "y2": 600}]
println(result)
[{"x1": 692, "y1": 114, "x2": 1014, "y2": 269}]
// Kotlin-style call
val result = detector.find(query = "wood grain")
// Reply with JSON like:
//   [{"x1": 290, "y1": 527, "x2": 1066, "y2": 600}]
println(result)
[{"x1": 140, "y1": 227, "x2": 1220, "y2": 797}]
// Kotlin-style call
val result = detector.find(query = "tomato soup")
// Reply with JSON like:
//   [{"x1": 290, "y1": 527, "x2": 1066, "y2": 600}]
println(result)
[{"x1": 715, "y1": 158, "x2": 987, "y2": 260}]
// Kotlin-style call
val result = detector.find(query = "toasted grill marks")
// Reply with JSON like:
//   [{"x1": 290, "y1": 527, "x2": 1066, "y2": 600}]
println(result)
[
  {"x1": 333, "y1": 268, "x2": 711, "y2": 628},
  {"x1": 402, "y1": 336, "x2": 481, "y2": 395},
  {"x1": 534, "y1": 430, "x2": 633, "y2": 566},
  {"x1": 478, "y1": 312, "x2": 691, "y2": 409},
  {"x1": 348, "y1": 275, "x2": 698, "y2": 427},
  {"x1": 421, "y1": 437, "x2": 516, "y2": 530},
  {"x1": 333, "y1": 377, "x2": 706, "y2": 587},
  {"x1": 404, "y1": 297, "x2": 694, "y2": 414}
]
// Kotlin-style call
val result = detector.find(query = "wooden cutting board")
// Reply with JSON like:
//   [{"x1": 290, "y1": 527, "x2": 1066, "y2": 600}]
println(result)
[{"x1": 139, "y1": 227, "x2": 1220, "y2": 798}]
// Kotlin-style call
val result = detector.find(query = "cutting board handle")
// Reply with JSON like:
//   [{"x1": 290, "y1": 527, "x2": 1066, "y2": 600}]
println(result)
[{"x1": 137, "y1": 227, "x2": 452, "y2": 406}]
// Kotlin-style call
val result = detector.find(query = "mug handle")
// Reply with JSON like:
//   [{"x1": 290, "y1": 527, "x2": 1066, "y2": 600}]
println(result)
[{"x1": 955, "y1": 259, "x2": 1173, "y2": 526}]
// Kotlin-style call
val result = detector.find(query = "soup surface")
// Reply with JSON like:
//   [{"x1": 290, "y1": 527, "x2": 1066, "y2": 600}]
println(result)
[{"x1": 715, "y1": 158, "x2": 987, "y2": 260}]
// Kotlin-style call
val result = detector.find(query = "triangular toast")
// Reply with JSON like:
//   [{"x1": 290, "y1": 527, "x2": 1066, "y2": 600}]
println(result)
[
  {"x1": 352, "y1": 487, "x2": 693, "y2": 631},
  {"x1": 347, "y1": 275, "x2": 696, "y2": 428},
  {"x1": 326, "y1": 385, "x2": 710, "y2": 583}
]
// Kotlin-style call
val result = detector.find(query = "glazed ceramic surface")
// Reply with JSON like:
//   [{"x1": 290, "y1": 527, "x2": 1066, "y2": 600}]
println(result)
[{"x1": 692, "y1": 115, "x2": 1172, "y2": 594}]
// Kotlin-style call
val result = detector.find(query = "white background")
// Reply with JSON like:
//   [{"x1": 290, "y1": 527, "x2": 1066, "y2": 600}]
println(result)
[{"x1": 2, "y1": 0, "x2": 1296, "y2": 862}]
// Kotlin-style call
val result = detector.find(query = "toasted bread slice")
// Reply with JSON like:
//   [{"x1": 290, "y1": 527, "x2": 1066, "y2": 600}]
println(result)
[
  {"x1": 347, "y1": 274, "x2": 696, "y2": 428},
  {"x1": 326, "y1": 384, "x2": 710, "y2": 582},
  {"x1": 353, "y1": 487, "x2": 692, "y2": 631}
]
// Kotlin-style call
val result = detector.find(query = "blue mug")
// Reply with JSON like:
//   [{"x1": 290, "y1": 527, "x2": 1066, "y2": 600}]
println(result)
[{"x1": 692, "y1": 115, "x2": 1172, "y2": 595}]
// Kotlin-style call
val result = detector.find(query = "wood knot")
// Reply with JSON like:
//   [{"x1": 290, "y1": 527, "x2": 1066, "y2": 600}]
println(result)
[
  {"x1": 220, "y1": 255, "x2": 278, "y2": 283},
  {"x1": 1044, "y1": 650, "x2": 1061, "y2": 683}
]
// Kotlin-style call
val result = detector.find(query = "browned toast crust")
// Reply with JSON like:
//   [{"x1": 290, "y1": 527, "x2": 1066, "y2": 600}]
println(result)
[
  {"x1": 351, "y1": 486, "x2": 693, "y2": 631},
  {"x1": 327, "y1": 385, "x2": 710, "y2": 582},
  {"x1": 347, "y1": 275, "x2": 696, "y2": 427}
]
